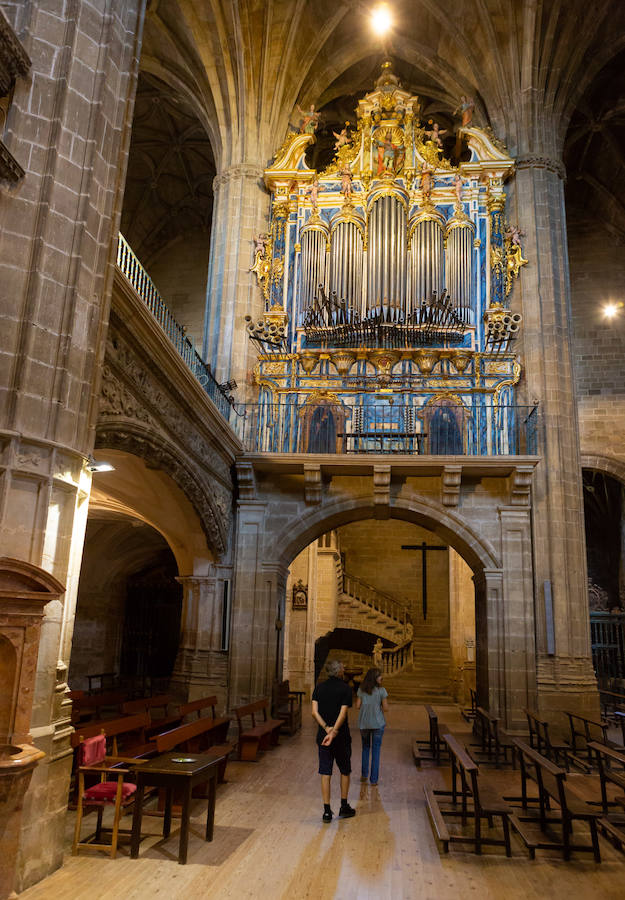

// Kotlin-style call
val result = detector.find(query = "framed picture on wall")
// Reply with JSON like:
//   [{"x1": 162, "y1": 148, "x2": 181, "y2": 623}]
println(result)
[{"x1": 292, "y1": 579, "x2": 308, "y2": 609}]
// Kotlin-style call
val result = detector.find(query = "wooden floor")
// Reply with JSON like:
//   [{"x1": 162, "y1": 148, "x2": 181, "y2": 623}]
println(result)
[{"x1": 21, "y1": 704, "x2": 625, "y2": 900}]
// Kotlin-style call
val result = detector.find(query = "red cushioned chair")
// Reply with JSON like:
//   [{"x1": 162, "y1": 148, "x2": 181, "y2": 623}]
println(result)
[{"x1": 72, "y1": 733, "x2": 140, "y2": 858}]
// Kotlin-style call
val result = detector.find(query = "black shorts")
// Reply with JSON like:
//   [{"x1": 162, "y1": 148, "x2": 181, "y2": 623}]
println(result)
[{"x1": 318, "y1": 735, "x2": 352, "y2": 776}]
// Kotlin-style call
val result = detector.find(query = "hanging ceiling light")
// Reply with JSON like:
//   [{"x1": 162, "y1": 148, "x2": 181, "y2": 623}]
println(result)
[{"x1": 371, "y1": 3, "x2": 393, "y2": 35}]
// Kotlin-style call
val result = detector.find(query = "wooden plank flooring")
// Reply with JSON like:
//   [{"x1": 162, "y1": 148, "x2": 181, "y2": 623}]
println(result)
[{"x1": 20, "y1": 705, "x2": 625, "y2": 899}]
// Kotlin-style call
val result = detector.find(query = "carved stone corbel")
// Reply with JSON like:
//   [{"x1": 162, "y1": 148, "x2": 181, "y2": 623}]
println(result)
[
  {"x1": 442, "y1": 465, "x2": 462, "y2": 507},
  {"x1": 510, "y1": 465, "x2": 534, "y2": 506},
  {"x1": 373, "y1": 465, "x2": 391, "y2": 506},
  {"x1": 304, "y1": 464, "x2": 322, "y2": 505},
  {"x1": 236, "y1": 461, "x2": 257, "y2": 501}
]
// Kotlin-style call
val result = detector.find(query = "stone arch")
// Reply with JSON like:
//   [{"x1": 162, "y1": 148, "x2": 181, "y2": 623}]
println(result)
[
  {"x1": 96, "y1": 421, "x2": 228, "y2": 558},
  {"x1": 271, "y1": 495, "x2": 500, "y2": 576},
  {"x1": 581, "y1": 453, "x2": 625, "y2": 487}
]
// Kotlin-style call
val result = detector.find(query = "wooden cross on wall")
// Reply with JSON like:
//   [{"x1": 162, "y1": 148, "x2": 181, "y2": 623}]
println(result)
[{"x1": 401, "y1": 542, "x2": 447, "y2": 621}]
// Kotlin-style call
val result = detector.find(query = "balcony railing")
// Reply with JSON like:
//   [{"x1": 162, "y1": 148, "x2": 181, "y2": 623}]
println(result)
[
  {"x1": 116, "y1": 233, "x2": 232, "y2": 419},
  {"x1": 233, "y1": 401, "x2": 538, "y2": 456}
]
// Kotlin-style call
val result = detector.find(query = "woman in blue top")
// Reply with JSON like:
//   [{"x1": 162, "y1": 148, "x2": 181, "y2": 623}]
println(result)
[{"x1": 355, "y1": 667, "x2": 389, "y2": 785}]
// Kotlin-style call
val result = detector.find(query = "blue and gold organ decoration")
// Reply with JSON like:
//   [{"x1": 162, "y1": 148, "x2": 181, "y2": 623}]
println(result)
[{"x1": 247, "y1": 63, "x2": 529, "y2": 455}]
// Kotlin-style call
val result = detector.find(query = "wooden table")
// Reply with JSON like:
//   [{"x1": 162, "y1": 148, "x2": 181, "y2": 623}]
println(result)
[{"x1": 130, "y1": 752, "x2": 224, "y2": 864}]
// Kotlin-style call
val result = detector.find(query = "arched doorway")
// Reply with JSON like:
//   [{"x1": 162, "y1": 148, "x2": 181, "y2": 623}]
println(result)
[
  {"x1": 282, "y1": 520, "x2": 476, "y2": 706},
  {"x1": 583, "y1": 467, "x2": 625, "y2": 681}
]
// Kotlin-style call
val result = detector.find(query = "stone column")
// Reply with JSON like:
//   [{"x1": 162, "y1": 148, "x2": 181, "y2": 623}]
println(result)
[
  {"x1": 170, "y1": 570, "x2": 231, "y2": 712},
  {"x1": 203, "y1": 164, "x2": 270, "y2": 393},
  {"x1": 510, "y1": 157, "x2": 598, "y2": 717},
  {"x1": 0, "y1": 1, "x2": 144, "y2": 889}
]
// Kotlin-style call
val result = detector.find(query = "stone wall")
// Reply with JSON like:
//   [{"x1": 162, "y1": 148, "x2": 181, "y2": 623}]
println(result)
[
  {"x1": 147, "y1": 229, "x2": 210, "y2": 351},
  {"x1": 337, "y1": 520, "x2": 450, "y2": 636},
  {"x1": 569, "y1": 214, "x2": 625, "y2": 465}
]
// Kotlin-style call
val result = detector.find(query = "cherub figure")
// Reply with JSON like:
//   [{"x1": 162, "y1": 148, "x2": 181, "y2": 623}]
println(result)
[
  {"x1": 453, "y1": 95, "x2": 475, "y2": 128},
  {"x1": 425, "y1": 121, "x2": 447, "y2": 148},
  {"x1": 453, "y1": 173, "x2": 464, "y2": 205},
  {"x1": 305, "y1": 176, "x2": 321, "y2": 210},
  {"x1": 253, "y1": 233, "x2": 268, "y2": 256},
  {"x1": 505, "y1": 224, "x2": 525, "y2": 247},
  {"x1": 333, "y1": 124, "x2": 351, "y2": 151},
  {"x1": 297, "y1": 103, "x2": 321, "y2": 134},
  {"x1": 420, "y1": 163, "x2": 433, "y2": 200},
  {"x1": 340, "y1": 164, "x2": 353, "y2": 199}
]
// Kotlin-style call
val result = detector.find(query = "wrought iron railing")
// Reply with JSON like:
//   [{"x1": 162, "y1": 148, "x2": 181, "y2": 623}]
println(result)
[
  {"x1": 116, "y1": 233, "x2": 232, "y2": 418},
  {"x1": 233, "y1": 401, "x2": 538, "y2": 456},
  {"x1": 591, "y1": 612, "x2": 625, "y2": 679}
]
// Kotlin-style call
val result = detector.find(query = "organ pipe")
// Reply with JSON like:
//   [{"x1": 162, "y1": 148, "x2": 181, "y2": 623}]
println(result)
[
  {"x1": 299, "y1": 226, "x2": 328, "y2": 321},
  {"x1": 408, "y1": 215, "x2": 445, "y2": 314},
  {"x1": 329, "y1": 221, "x2": 363, "y2": 317},
  {"x1": 366, "y1": 195, "x2": 407, "y2": 315},
  {"x1": 445, "y1": 219, "x2": 475, "y2": 323}
]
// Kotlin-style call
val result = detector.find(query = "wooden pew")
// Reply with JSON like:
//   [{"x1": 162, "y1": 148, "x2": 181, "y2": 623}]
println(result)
[
  {"x1": 70, "y1": 713, "x2": 151, "y2": 757},
  {"x1": 122, "y1": 694, "x2": 183, "y2": 736},
  {"x1": 424, "y1": 732, "x2": 512, "y2": 855},
  {"x1": 177, "y1": 695, "x2": 231, "y2": 744},
  {"x1": 154, "y1": 717, "x2": 235, "y2": 783},
  {"x1": 272, "y1": 680, "x2": 304, "y2": 735},
  {"x1": 71, "y1": 690, "x2": 128, "y2": 725},
  {"x1": 473, "y1": 707, "x2": 515, "y2": 768},
  {"x1": 524, "y1": 709, "x2": 569, "y2": 768},
  {"x1": 413, "y1": 705, "x2": 450, "y2": 767},
  {"x1": 461, "y1": 687, "x2": 477, "y2": 723},
  {"x1": 233, "y1": 699, "x2": 282, "y2": 761},
  {"x1": 563, "y1": 710, "x2": 612, "y2": 770},
  {"x1": 587, "y1": 741, "x2": 625, "y2": 851},
  {"x1": 509, "y1": 738, "x2": 601, "y2": 861}
]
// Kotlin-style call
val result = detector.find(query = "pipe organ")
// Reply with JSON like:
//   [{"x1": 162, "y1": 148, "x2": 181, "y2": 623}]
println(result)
[{"x1": 249, "y1": 61, "x2": 530, "y2": 451}]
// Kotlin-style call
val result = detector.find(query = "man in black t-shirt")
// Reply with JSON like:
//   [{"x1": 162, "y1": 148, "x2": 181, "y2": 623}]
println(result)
[{"x1": 311, "y1": 659, "x2": 356, "y2": 823}]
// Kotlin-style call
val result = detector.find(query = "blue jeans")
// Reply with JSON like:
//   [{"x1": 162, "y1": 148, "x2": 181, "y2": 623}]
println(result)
[{"x1": 361, "y1": 726, "x2": 385, "y2": 783}]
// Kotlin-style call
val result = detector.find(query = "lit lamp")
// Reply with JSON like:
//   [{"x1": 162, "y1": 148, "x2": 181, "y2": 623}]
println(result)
[
  {"x1": 371, "y1": 3, "x2": 393, "y2": 35},
  {"x1": 87, "y1": 455, "x2": 115, "y2": 473},
  {"x1": 603, "y1": 301, "x2": 623, "y2": 319}
]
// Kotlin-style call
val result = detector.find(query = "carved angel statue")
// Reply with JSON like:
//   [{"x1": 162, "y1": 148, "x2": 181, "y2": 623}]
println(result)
[
  {"x1": 453, "y1": 173, "x2": 464, "y2": 205},
  {"x1": 425, "y1": 121, "x2": 447, "y2": 148},
  {"x1": 505, "y1": 224, "x2": 525, "y2": 247},
  {"x1": 339, "y1": 164, "x2": 353, "y2": 199},
  {"x1": 253, "y1": 233, "x2": 269, "y2": 256},
  {"x1": 297, "y1": 103, "x2": 321, "y2": 134},
  {"x1": 420, "y1": 163, "x2": 434, "y2": 200},
  {"x1": 305, "y1": 176, "x2": 321, "y2": 210},
  {"x1": 453, "y1": 95, "x2": 475, "y2": 127},
  {"x1": 333, "y1": 124, "x2": 351, "y2": 151}
]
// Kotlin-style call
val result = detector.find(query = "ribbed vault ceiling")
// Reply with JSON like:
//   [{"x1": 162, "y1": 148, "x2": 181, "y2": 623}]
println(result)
[{"x1": 123, "y1": 0, "x2": 625, "y2": 260}]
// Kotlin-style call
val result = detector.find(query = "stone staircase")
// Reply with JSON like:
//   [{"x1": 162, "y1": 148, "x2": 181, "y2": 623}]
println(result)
[
  {"x1": 383, "y1": 636, "x2": 453, "y2": 703},
  {"x1": 337, "y1": 570, "x2": 408, "y2": 644}
]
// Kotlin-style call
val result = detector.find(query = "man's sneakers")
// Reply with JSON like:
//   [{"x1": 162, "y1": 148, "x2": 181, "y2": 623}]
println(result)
[
  {"x1": 322, "y1": 807, "x2": 333, "y2": 823},
  {"x1": 338, "y1": 802, "x2": 356, "y2": 818}
]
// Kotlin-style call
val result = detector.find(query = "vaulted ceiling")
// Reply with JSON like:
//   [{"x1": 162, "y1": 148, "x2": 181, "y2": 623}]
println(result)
[{"x1": 122, "y1": 0, "x2": 625, "y2": 260}]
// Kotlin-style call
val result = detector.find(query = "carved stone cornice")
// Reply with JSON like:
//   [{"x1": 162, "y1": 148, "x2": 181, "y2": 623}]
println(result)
[
  {"x1": 515, "y1": 155, "x2": 566, "y2": 181},
  {"x1": 213, "y1": 163, "x2": 265, "y2": 191}
]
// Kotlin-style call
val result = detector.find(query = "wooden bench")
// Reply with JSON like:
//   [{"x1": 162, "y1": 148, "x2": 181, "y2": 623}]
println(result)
[
  {"x1": 413, "y1": 705, "x2": 450, "y2": 767},
  {"x1": 598, "y1": 686, "x2": 625, "y2": 719},
  {"x1": 509, "y1": 737, "x2": 601, "y2": 861},
  {"x1": 71, "y1": 690, "x2": 128, "y2": 725},
  {"x1": 122, "y1": 694, "x2": 183, "y2": 736},
  {"x1": 472, "y1": 707, "x2": 515, "y2": 768},
  {"x1": 177, "y1": 695, "x2": 231, "y2": 743},
  {"x1": 234, "y1": 699, "x2": 282, "y2": 761},
  {"x1": 524, "y1": 708, "x2": 569, "y2": 768},
  {"x1": 424, "y1": 732, "x2": 512, "y2": 855},
  {"x1": 272, "y1": 680, "x2": 304, "y2": 735},
  {"x1": 70, "y1": 712, "x2": 152, "y2": 756},
  {"x1": 461, "y1": 688, "x2": 477, "y2": 723},
  {"x1": 563, "y1": 710, "x2": 612, "y2": 771},
  {"x1": 587, "y1": 741, "x2": 625, "y2": 851},
  {"x1": 154, "y1": 717, "x2": 235, "y2": 783}
]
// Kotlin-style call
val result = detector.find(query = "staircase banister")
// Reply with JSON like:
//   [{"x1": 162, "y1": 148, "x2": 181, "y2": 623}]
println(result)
[{"x1": 343, "y1": 571, "x2": 410, "y2": 621}]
